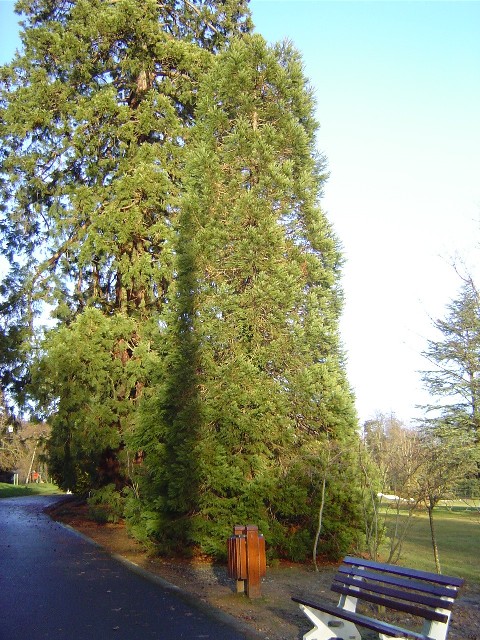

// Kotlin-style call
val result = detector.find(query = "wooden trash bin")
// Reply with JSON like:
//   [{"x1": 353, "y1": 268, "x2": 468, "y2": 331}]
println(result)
[{"x1": 227, "y1": 525, "x2": 266, "y2": 598}]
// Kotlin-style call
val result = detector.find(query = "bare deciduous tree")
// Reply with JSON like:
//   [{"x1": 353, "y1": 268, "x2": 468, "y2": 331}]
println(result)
[{"x1": 360, "y1": 414, "x2": 424, "y2": 563}]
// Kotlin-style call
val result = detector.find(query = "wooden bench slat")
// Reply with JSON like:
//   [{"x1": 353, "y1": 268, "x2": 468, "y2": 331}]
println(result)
[
  {"x1": 332, "y1": 583, "x2": 449, "y2": 623},
  {"x1": 293, "y1": 556, "x2": 462, "y2": 640},
  {"x1": 337, "y1": 565, "x2": 461, "y2": 599},
  {"x1": 334, "y1": 573, "x2": 456, "y2": 611},
  {"x1": 292, "y1": 596, "x2": 434, "y2": 640},
  {"x1": 343, "y1": 556, "x2": 464, "y2": 588}
]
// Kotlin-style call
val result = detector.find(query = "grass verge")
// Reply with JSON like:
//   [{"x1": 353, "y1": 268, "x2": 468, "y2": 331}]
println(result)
[{"x1": 0, "y1": 482, "x2": 62, "y2": 499}]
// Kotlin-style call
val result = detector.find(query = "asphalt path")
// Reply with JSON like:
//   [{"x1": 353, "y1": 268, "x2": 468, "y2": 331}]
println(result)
[{"x1": 0, "y1": 495, "x2": 256, "y2": 640}]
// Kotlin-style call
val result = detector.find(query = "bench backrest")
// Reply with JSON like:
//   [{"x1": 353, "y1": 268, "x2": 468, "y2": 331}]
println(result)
[{"x1": 332, "y1": 556, "x2": 464, "y2": 624}]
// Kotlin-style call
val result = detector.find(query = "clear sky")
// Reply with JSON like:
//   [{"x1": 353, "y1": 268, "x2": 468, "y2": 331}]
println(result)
[{"x1": 1, "y1": 1, "x2": 479, "y2": 425}]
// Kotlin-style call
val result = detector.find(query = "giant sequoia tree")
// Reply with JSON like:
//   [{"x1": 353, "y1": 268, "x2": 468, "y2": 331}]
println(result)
[
  {"x1": 1, "y1": 0, "x2": 251, "y2": 324},
  {"x1": 0, "y1": 0, "x2": 251, "y2": 488},
  {"x1": 135, "y1": 36, "x2": 361, "y2": 559}
]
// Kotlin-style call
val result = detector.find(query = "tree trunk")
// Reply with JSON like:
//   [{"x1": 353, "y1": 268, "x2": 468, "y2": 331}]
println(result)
[
  {"x1": 313, "y1": 475, "x2": 327, "y2": 572},
  {"x1": 428, "y1": 499, "x2": 442, "y2": 574},
  {"x1": 25, "y1": 442, "x2": 37, "y2": 484}
]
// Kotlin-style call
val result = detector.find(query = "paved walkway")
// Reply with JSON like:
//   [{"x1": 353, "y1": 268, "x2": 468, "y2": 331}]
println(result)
[{"x1": 0, "y1": 495, "x2": 255, "y2": 640}]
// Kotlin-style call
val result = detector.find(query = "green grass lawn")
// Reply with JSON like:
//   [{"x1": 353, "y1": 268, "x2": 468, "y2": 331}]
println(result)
[
  {"x1": 384, "y1": 508, "x2": 480, "y2": 583},
  {"x1": 0, "y1": 482, "x2": 62, "y2": 499},
  {"x1": 437, "y1": 498, "x2": 480, "y2": 511}
]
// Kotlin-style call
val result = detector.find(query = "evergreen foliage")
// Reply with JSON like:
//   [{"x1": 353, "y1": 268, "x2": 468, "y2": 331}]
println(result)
[
  {"x1": 33, "y1": 308, "x2": 157, "y2": 490},
  {"x1": 135, "y1": 36, "x2": 361, "y2": 559},
  {"x1": 421, "y1": 280, "x2": 480, "y2": 443},
  {"x1": 420, "y1": 278, "x2": 480, "y2": 503},
  {"x1": 0, "y1": 0, "x2": 251, "y2": 487}
]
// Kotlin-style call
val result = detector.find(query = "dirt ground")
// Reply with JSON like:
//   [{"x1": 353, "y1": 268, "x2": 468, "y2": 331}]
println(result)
[{"x1": 47, "y1": 499, "x2": 480, "y2": 640}]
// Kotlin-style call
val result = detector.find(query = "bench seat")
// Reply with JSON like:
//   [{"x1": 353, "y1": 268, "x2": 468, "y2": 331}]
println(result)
[{"x1": 292, "y1": 556, "x2": 464, "y2": 640}]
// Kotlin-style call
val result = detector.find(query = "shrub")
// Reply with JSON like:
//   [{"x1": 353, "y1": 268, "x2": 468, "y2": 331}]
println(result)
[{"x1": 87, "y1": 484, "x2": 125, "y2": 524}]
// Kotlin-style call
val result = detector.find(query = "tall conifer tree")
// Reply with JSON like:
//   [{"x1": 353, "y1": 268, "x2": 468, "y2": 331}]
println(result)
[
  {"x1": 137, "y1": 35, "x2": 361, "y2": 559},
  {"x1": 0, "y1": 0, "x2": 251, "y2": 488},
  {"x1": 422, "y1": 281, "x2": 480, "y2": 442}
]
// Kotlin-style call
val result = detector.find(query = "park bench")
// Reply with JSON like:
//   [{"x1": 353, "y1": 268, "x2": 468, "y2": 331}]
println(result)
[{"x1": 292, "y1": 555, "x2": 464, "y2": 640}]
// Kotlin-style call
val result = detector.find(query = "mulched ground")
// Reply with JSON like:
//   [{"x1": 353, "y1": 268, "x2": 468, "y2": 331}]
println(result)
[{"x1": 46, "y1": 499, "x2": 480, "y2": 640}]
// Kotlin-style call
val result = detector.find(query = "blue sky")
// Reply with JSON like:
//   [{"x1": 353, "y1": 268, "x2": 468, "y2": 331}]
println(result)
[{"x1": 1, "y1": 1, "x2": 480, "y2": 424}]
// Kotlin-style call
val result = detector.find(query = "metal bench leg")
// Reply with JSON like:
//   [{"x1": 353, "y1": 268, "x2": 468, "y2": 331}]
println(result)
[
  {"x1": 299, "y1": 604, "x2": 362, "y2": 640},
  {"x1": 421, "y1": 608, "x2": 451, "y2": 640}
]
